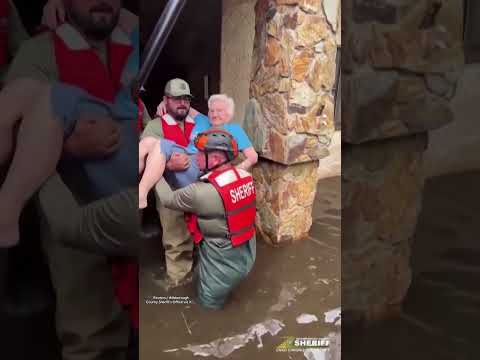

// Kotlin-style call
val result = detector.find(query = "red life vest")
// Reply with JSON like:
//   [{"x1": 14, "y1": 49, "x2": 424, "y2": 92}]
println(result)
[
  {"x1": 160, "y1": 113, "x2": 195, "y2": 147},
  {"x1": 53, "y1": 24, "x2": 138, "y2": 328},
  {"x1": 0, "y1": 0, "x2": 9, "y2": 68},
  {"x1": 205, "y1": 166, "x2": 256, "y2": 247},
  {"x1": 53, "y1": 25, "x2": 133, "y2": 102}
]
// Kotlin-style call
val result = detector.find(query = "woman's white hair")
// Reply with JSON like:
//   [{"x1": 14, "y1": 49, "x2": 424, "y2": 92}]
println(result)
[{"x1": 208, "y1": 94, "x2": 235, "y2": 120}]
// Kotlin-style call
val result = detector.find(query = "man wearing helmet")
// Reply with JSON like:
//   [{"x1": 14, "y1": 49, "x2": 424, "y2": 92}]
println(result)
[{"x1": 152, "y1": 128, "x2": 257, "y2": 309}]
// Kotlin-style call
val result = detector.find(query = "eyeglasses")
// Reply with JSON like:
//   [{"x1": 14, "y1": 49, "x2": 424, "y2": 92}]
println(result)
[{"x1": 167, "y1": 96, "x2": 192, "y2": 102}]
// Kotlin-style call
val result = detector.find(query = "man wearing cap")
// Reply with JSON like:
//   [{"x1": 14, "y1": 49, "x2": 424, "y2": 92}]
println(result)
[
  {"x1": 154, "y1": 128, "x2": 256, "y2": 309},
  {"x1": 142, "y1": 78, "x2": 210, "y2": 289}
]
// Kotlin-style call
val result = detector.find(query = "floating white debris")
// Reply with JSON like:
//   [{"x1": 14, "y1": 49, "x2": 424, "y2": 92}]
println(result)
[
  {"x1": 308, "y1": 265, "x2": 317, "y2": 270},
  {"x1": 304, "y1": 332, "x2": 341, "y2": 360},
  {"x1": 269, "y1": 282, "x2": 307, "y2": 312},
  {"x1": 324, "y1": 308, "x2": 341, "y2": 326},
  {"x1": 304, "y1": 348, "x2": 327, "y2": 360},
  {"x1": 296, "y1": 313, "x2": 319, "y2": 324},
  {"x1": 303, "y1": 331, "x2": 341, "y2": 360},
  {"x1": 164, "y1": 319, "x2": 285, "y2": 358}
]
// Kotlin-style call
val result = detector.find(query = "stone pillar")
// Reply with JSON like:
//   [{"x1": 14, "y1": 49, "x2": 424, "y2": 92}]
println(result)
[
  {"x1": 343, "y1": 134, "x2": 427, "y2": 323},
  {"x1": 342, "y1": 0, "x2": 463, "y2": 324},
  {"x1": 245, "y1": 0, "x2": 339, "y2": 245}
]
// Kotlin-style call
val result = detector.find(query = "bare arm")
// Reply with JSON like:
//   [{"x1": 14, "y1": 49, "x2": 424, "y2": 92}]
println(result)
[{"x1": 236, "y1": 147, "x2": 258, "y2": 171}]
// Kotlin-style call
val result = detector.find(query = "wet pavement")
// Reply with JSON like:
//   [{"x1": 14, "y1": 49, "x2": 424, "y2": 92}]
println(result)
[
  {"x1": 139, "y1": 176, "x2": 341, "y2": 360},
  {"x1": 344, "y1": 170, "x2": 480, "y2": 360}
]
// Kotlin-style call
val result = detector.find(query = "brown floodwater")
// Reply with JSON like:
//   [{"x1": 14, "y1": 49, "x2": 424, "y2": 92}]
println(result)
[
  {"x1": 343, "y1": 170, "x2": 480, "y2": 360},
  {"x1": 139, "y1": 176, "x2": 341, "y2": 360}
]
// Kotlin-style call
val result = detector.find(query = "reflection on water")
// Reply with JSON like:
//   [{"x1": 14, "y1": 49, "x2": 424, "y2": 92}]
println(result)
[{"x1": 344, "y1": 171, "x2": 480, "y2": 360}]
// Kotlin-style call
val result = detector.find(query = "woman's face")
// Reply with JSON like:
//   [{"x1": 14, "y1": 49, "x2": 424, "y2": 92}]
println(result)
[{"x1": 208, "y1": 100, "x2": 230, "y2": 126}]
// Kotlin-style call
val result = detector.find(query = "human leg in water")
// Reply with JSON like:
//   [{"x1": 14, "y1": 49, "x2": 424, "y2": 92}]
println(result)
[{"x1": 139, "y1": 137, "x2": 166, "y2": 209}]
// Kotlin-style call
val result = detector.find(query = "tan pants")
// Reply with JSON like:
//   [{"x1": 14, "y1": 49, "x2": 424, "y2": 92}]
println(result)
[{"x1": 155, "y1": 190, "x2": 193, "y2": 281}]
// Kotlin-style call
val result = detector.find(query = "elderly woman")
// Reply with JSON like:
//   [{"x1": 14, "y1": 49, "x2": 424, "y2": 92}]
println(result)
[{"x1": 139, "y1": 94, "x2": 258, "y2": 208}]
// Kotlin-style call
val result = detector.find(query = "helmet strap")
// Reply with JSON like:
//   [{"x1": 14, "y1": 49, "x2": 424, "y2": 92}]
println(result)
[{"x1": 204, "y1": 151, "x2": 230, "y2": 173}]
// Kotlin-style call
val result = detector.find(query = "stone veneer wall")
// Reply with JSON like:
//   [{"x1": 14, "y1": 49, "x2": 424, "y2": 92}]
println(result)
[
  {"x1": 244, "y1": 0, "x2": 340, "y2": 245},
  {"x1": 221, "y1": 0, "x2": 256, "y2": 126},
  {"x1": 342, "y1": 0, "x2": 463, "y2": 324}
]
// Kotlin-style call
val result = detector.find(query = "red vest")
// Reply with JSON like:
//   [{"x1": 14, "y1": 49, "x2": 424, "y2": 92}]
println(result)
[
  {"x1": 53, "y1": 26, "x2": 132, "y2": 103},
  {"x1": 206, "y1": 166, "x2": 256, "y2": 247},
  {"x1": 0, "y1": 0, "x2": 9, "y2": 68},
  {"x1": 160, "y1": 114, "x2": 195, "y2": 147},
  {"x1": 53, "y1": 24, "x2": 138, "y2": 328}
]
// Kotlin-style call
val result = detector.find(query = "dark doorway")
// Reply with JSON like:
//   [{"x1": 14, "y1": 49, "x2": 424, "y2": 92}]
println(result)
[
  {"x1": 140, "y1": 0, "x2": 222, "y2": 117},
  {"x1": 13, "y1": 0, "x2": 46, "y2": 34},
  {"x1": 464, "y1": 0, "x2": 480, "y2": 63}
]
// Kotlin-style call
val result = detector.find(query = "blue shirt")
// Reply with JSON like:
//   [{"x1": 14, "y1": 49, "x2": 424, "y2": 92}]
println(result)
[
  {"x1": 186, "y1": 114, "x2": 253, "y2": 154},
  {"x1": 160, "y1": 141, "x2": 200, "y2": 190}
]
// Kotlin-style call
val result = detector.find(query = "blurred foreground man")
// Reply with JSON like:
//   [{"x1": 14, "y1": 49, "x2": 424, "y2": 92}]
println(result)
[{"x1": 6, "y1": 0, "x2": 138, "y2": 358}]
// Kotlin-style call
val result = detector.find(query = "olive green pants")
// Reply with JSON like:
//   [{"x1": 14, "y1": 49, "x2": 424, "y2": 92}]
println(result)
[{"x1": 196, "y1": 236, "x2": 256, "y2": 309}]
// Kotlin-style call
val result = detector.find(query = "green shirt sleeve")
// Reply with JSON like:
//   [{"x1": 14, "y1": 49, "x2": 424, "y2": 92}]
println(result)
[
  {"x1": 5, "y1": 33, "x2": 57, "y2": 84},
  {"x1": 155, "y1": 177, "x2": 198, "y2": 213},
  {"x1": 142, "y1": 103, "x2": 152, "y2": 127},
  {"x1": 141, "y1": 116, "x2": 163, "y2": 139}
]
